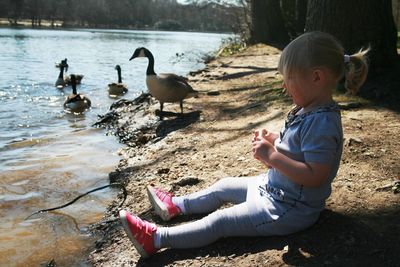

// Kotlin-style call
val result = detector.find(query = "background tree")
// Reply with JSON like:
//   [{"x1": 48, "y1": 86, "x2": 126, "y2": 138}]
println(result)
[
  {"x1": 232, "y1": 0, "x2": 251, "y2": 40},
  {"x1": 0, "y1": 0, "x2": 238, "y2": 32},
  {"x1": 306, "y1": 0, "x2": 399, "y2": 102},
  {"x1": 295, "y1": 0, "x2": 307, "y2": 33},
  {"x1": 26, "y1": 0, "x2": 43, "y2": 27},
  {"x1": 249, "y1": 0, "x2": 289, "y2": 47},
  {"x1": 306, "y1": 0, "x2": 398, "y2": 75},
  {"x1": 9, "y1": 0, "x2": 24, "y2": 25},
  {"x1": 244, "y1": 0, "x2": 308, "y2": 46},
  {"x1": 0, "y1": 0, "x2": 9, "y2": 18},
  {"x1": 280, "y1": 0, "x2": 307, "y2": 37}
]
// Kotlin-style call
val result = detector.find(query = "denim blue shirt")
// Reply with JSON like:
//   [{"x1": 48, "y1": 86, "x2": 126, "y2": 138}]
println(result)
[{"x1": 261, "y1": 103, "x2": 343, "y2": 210}]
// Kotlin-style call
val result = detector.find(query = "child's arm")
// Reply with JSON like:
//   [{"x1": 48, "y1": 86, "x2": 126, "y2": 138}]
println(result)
[{"x1": 252, "y1": 136, "x2": 331, "y2": 187}]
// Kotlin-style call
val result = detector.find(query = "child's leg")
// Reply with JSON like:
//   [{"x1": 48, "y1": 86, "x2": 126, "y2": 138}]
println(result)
[
  {"x1": 180, "y1": 177, "x2": 251, "y2": 214},
  {"x1": 147, "y1": 177, "x2": 251, "y2": 221},
  {"x1": 156, "y1": 202, "x2": 258, "y2": 249}
]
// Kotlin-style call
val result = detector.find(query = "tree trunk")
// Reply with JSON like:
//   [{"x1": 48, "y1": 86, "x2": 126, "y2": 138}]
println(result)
[
  {"x1": 280, "y1": 0, "x2": 297, "y2": 38},
  {"x1": 306, "y1": 0, "x2": 398, "y2": 75},
  {"x1": 295, "y1": 0, "x2": 307, "y2": 33},
  {"x1": 12, "y1": 0, "x2": 24, "y2": 26},
  {"x1": 280, "y1": 0, "x2": 307, "y2": 37},
  {"x1": 249, "y1": 0, "x2": 289, "y2": 48}
]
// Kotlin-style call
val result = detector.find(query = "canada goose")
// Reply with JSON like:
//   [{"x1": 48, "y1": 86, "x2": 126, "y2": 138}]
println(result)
[
  {"x1": 129, "y1": 47, "x2": 198, "y2": 115},
  {"x1": 64, "y1": 73, "x2": 84, "y2": 85},
  {"x1": 55, "y1": 64, "x2": 68, "y2": 88},
  {"x1": 108, "y1": 65, "x2": 128, "y2": 96},
  {"x1": 63, "y1": 74, "x2": 91, "y2": 113},
  {"x1": 55, "y1": 58, "x2": 68, "y2": 68},
  {"x1": 55, "y1": 59, "x2": 84, "y2": 86}
]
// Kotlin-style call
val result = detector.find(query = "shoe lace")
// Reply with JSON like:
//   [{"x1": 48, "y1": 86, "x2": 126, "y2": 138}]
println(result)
[
  {"x1": 132, "y1": 216, "x2": 155, "y2": 244},
  {"x1": 155, "y1": 188, "x2": 173, "y2": 202}
]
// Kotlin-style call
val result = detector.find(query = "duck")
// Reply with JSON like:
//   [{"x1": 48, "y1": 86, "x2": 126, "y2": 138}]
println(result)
[
  {"x1": 55, "y1": 59, "x2": 84, "y2": 87},
  {"x1": 129, "y1": 47, "x2": 198, "y2": 115},
  {"x1": 55, "y1": 63, "x2": 68, "y2": 88},
  {"x1": 63, "y1": 74, "x2": 91, "y2": 113},
  {"x1": 64, "y1": 73, "x2": 84, "y2": 85},
  {"x1": 55, "y1": 58, "x2": 68, "y2": 68},
  {"x1": 108, "y1": 65, "x2": 128, "y2": 96}
]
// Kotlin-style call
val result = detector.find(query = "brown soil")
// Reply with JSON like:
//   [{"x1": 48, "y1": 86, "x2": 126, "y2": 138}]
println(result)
[{"x1": 89, "y1": 44, "x2": 400, "y2": 267}]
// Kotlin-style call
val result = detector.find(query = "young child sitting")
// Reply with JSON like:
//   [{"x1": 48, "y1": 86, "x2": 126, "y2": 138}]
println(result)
[{"x1": 119, "y1": 31, "x2": 369, "y2": 258}]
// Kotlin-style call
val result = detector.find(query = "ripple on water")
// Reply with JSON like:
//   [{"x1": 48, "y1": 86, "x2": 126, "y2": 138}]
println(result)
[
  {"x1": 1, "y1": 137, "x2": 55, "y2": 151},
  {"x1": 0, "y1": 191, "x2": 42, "y2": 202}
]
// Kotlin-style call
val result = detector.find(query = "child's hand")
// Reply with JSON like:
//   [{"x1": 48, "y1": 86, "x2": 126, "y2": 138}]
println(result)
[
  {"x1": 253, "y1": 129, "x2": 279, "y2": 144},
  {"x1": 252, "y1": 133, "x2": 276, "y2": 168}
]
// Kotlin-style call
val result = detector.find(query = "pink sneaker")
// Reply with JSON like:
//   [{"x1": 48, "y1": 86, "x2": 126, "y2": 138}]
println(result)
[
  {"x1": 146, "y1": 185, "x2": 181, "y2": 221},
  {"x1": 119, "y1": 210, "x2": 158, "y2": 258}
]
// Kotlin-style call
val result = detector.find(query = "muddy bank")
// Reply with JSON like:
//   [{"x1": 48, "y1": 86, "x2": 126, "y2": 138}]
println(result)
[{"x1": 89, "y1": 44, "x2": 400, "y2": 267}]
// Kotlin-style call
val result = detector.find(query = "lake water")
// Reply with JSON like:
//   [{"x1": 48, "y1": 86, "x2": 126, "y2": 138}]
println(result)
[{"x1": 0, "y1": 28, "x2": 230, "y2": 266}]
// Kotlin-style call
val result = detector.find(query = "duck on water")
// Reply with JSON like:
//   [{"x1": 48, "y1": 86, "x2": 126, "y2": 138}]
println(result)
[
  {"x1": 55, "y1": 59, "x2": 84, "y2": 88},
  {"x1": 63, "y1": 74, "x2": 91, "y2": 113},
  {"x1": 108, "y1": 65, "x2": 128, "y2": 97},
  {"x1": 129, "y1": 47, "x2": 198, "y2": 117}
]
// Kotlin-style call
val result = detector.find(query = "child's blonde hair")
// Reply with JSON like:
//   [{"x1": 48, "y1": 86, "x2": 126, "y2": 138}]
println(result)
[{"x1": 278, "y1": 31, "x2": 369, "y2": 95}]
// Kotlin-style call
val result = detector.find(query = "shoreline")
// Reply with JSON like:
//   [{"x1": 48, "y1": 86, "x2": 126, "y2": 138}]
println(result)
[
  {"x1": 89, "y1": 44, "x2": 400, "y2": 266},
  {"x1": 0, "y1": 19, "x2": 234, "y2": 35}
]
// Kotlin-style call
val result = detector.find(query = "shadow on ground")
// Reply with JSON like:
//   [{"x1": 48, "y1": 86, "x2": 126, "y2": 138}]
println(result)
[
  {"x1": 155, "y1": 110, "x2": 201, "y2": 138},
  {"x1": 216, "y1": 66, "x2": 278, "y2": 80},
  {"x1": 134, "y1": 206, "x2": 399, "y2": 267},
  {"x1": 358, "y1": 60, "x2": 400, "y2": 112}
]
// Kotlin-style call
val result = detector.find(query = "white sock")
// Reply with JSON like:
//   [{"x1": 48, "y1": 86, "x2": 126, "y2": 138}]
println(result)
[
  {"x1": 172, "y1": 196, "x2": 186, "y2": 214},
  {"x1": 153, "y1": 229, "x2": 162, "y2": 249}
]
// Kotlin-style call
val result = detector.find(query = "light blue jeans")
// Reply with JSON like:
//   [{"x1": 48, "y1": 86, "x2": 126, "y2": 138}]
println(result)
[{"x1": 157, "y1": 177, "x2": 260, "y2": 248}]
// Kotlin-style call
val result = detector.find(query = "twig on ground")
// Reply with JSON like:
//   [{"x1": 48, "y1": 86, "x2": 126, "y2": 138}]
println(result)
[{"x1": 25, "y1": 183, "x2": 127, "y2": 220}]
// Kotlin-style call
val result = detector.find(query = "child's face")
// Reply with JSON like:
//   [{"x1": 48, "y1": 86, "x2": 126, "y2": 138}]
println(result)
[{"x1": 282, "y1": 70, "x2": 315, "y2": 107}]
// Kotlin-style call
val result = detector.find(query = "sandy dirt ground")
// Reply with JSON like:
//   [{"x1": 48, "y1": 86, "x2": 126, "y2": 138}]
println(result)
[{"x1": 89, "y1": 44, "x2": 400, "y2": 267}]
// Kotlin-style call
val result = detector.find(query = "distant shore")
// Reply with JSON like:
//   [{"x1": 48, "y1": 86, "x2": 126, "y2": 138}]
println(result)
[{"x1": 0, "y1": 18, "x2": 233, "y2": 34}]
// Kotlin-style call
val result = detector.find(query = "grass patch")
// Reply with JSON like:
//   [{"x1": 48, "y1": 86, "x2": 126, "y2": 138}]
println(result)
[
  {"x1": 202, "y1": 37, "x2": 246, "y2": 63},
  {"x1": 217, "y1": 37, "x2": 246, "y2": 57}
]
